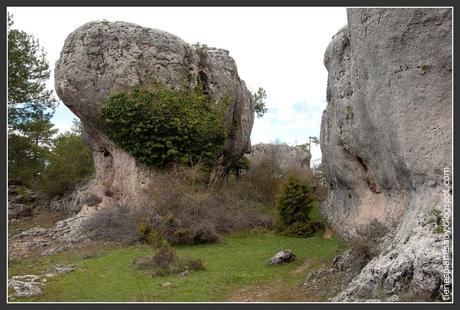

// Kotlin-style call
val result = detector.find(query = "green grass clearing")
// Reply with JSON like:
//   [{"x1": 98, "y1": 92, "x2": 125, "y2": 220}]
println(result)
[{"x1": 9, "y1": 232, "x2": 347, "y2": 302}]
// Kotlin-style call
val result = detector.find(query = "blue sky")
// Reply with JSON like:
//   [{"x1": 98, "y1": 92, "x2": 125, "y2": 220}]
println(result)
[
  {"x1": 251, "y1": 101, "x2": 325, "y2": 145},
  {"x1": 10, "y1": 7, "x2": 348, "y2": 164}
]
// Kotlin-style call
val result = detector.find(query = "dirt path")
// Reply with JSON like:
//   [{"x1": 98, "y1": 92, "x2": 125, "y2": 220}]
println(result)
[{"x1": 227, "y1": 257, "x2": 345, "y2": 302}]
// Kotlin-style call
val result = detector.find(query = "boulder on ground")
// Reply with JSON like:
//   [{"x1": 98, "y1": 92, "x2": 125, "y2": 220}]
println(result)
[{"x1": 268, "y1": 250, "x2": 295, "y2": 265}]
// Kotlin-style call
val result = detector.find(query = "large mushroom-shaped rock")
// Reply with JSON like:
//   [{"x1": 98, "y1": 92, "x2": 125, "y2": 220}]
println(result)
[
  {"x1": 320, "y1": 8, "x2": 452, "y2": 301},
  {"x1": 55, "y1": 21, "x2": 254, "y2": 207}
]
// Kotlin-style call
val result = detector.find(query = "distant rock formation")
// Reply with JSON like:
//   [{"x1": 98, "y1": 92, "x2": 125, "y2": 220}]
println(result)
[
  {"x1": 55, "y1": 21, "x2": 254, "y2": 208},
  {"x1": 8, "y1": 181, "x2": 38, "y2": 220},
  {"x1": 320, "y1": 8, "x2": 452, "y2": 301},
  {"x1": 247, "y1": 143, "x2": 311, "y2": 173}
]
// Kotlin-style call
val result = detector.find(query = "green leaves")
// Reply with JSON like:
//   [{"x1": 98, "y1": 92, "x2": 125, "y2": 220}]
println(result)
[
  {"x1": 100, "y1": 83, "x2": 229, "y2": 169},
  {"x1": 252, "y1": 87, "x2": 268, "y2": 118},
  {"x1": 40, "y1": 129, "x2": 94, "y2": 197},
  {"x1": 8, "y1": 13, "x2": 56, "y2": 131},
  {"x1": 7, "y1": 13, "x2": 59, "y2": 187},
  {"x1": 276, "y1": 176, "x2": 316, "y2": 237}
]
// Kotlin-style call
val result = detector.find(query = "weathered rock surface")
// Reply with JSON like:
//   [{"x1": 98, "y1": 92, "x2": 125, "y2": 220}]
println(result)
[
  {"x1": 8, "y1": 265, "x2": 77, "y2": 298},
  {"x1": 55, "y1": 21, "x2": 254, "y2": 209},
  {"x1": 268, "y1": 250, "x2": 295, "y2": 265},
  {"x1": 247, "y1": 143, "x2": 311, "y2": 173},
  {"x1": 320, "y1": 8, "x2": 452, "y2": 301},
  {"x1": 9, "y1": 278, "x2": 43, "y2": 298},
  {"x1": 8, "y1": 182, "x2": 39, "y2": 220},
  {"x1": 9, "y1": 205, "x2": 96, "y2": 259}
]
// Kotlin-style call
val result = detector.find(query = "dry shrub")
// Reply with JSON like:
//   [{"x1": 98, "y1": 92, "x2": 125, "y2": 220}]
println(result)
[
  {"x1": 349, "y1": 219, "x2": 390, "y2": 259},
  {"x1": 236, "y1": 157, "x2": 283, "y2": 205},
  {"x1": 141, "y1": 164, "x2": 277, "y2": 245},
  {"x1": 133, "y1": 244, "x2": 204, "y2": 277},
  {"x1": 82, "y1": 203, "x2": 145, "y2": 245},
  {"x1": 83, "y1": 156, "x2": 326, "y2": 246},
  {"x1": 152, "y1": 245, "x2": 176, "y2": 269}
]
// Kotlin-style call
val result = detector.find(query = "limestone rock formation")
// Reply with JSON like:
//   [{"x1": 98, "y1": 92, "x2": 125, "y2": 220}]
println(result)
[
  {"x1": 8, "y1": 265, "x2": 77, "y2": 299},
  {"x1": 54, "y1": 21, "x2": 254, "y2": 208},
  {"x1": 320, "y1": 8, "x2": 452, "y2": 301},
  {"x1": 8, "y1": 181, "x2": 39, "y2": 220},
  {"x1": 268, "y1": 250, "x2": 296, "y2": 265},
  {"x1": 247, "y1": 143, "x2": 311, "y2": 173}
]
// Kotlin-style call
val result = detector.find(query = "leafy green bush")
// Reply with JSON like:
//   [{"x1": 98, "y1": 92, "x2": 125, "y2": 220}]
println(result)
[
  {"x1": 276, "y1": 176, "x2": 317, "y2": 237},
  {"x1": 40, "y1": 131, "x2": 93, "y2": 197},
  {"x1": 100, "y1": 83, "x2": 230, "y2": 168},
  {"x1": 8, "y1": 133, "x2": 48, "y2": 185},
  {"x1": 277, "y1": 176, "x2": 315, "y2": 226},
  {"x1": 282, "y1": 221, "x2": 315, "y2": 238}
]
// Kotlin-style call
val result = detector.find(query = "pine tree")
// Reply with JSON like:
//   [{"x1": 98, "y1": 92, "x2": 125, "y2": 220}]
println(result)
[
  {"x1": 8, "y1": 13, "x2": 56, "y2": 129},
  {"x1": 8, "y1": 13, "x2": 57, "y2": 185}
]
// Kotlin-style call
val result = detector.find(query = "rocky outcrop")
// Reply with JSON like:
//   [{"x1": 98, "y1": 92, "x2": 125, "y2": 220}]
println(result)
[
  {"x1": 247, "y1": 143, "x2": 311, "y2": 173},
  {"x1": 9, "y1": 206, "x2": 94, "y2": 258},
  {"x1": 55, "y1": 21, "x2": 254, "y2": 208},
  {"x1": 320, "y1": 9, "x2": 452, "y2": 301},
  {"x1": 8, "y1": 181, "x2": 39, "y2": 220},
  {"x1": 8, "y1": 265, "x2": 77, "y2": 299}
]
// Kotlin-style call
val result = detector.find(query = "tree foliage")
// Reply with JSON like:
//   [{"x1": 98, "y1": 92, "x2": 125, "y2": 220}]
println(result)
[
  {"x1": 40, "y1": 120, "x2": 94, "y2": 197},
  {"x1": 252, "y1": 87, "x2": 268, "y2": 118},
  {"x1": 276, "y1": 176, "x2": 317, "y2": 237},
  {"x1": 7, "y1": 13, "x2": 57, "y2": 186},
  {"x1": 277, "y1": 176, "x2": 315, "y2": 226},
  {"x1": 100, "y1": 83, "x2": 230, "y2": 169},
  {"x1": 7, "y1": 13, "x2": 56, "y2": 130},
  {"x1": 298, "y1": 136, "x2": 320, "y2": 152},
  {"x1": 8, "y1": 134, "x2": 49, "y2": 184},
  {"x1": 7, "y1": 15, "x2": 93, "y2": 197}
]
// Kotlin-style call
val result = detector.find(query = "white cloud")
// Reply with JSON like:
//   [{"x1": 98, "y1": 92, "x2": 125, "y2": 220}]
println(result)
[{"x1": 8, "y1": 7, "x2": 348, "y2": 163}]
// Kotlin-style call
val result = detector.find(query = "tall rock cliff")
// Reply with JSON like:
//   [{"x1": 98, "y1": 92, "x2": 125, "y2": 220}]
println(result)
[
  {"x1": 320, "y1": 8, "x2": 452, "y2": 301},
  {"x1": 55, "y1": 21, "x2": 254, "y2": 208}
]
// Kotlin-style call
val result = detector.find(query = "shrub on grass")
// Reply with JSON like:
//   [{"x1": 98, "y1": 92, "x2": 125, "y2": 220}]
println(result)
[
  {"x1": 281, "y1": 221, "x2": 325, "y2": 238},
  {"x1": 133, "y1": 243, "x2": 205, "y2": 277},
  {"x1": 274, "y1": 175, "x2": 324, "y2": 237},
  {"x1": 277, "y1": 176, "x2": 313, "y2": 226},
  {"x1": 276, "y1": 176, "x2": 314, "y2": 224},
  {"x1": 152, "y1": 245, "x2": 177, "y2": 269}
]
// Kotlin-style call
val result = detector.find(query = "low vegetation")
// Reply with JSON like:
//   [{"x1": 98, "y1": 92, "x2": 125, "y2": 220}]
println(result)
[
  {"x1": 133, "y1": 244, "x2": 204, "y2": 277},
  {"x1": 8, "y1": 233, "x2": 347, "y2": 302},
  {"x1": 39, "y1": 126, "x2": 94, "y2": 198},
  {"x1": 82, "y1": 159, "x2": 279, "y2": 246},
  {"x1": 83, "y1": 154, "x2": 328, "y2": 247},
  {"x1": 348, "y1": 219, "x2": 390, "y2": 260}
]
